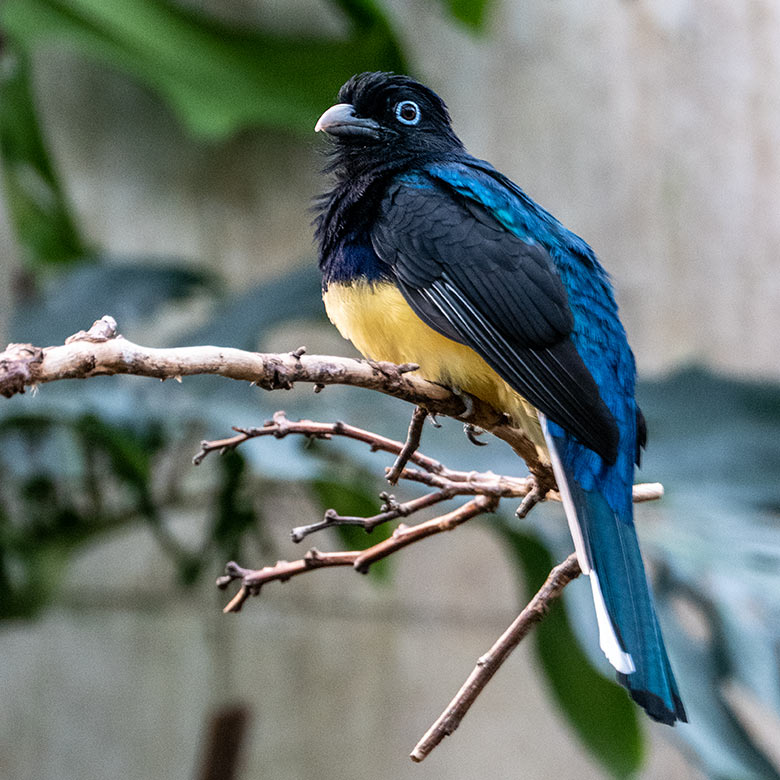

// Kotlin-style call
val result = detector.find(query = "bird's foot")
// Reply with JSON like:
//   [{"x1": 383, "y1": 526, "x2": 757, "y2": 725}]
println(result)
[
  {"x1": 365, "y1": 358, "x2": 419, "y2": 378},
  {"x1": 463, "y1": 423, "x2": 488, "y2": 447},
  {"x1": 450, "y1": 386, "x2": 480, "y2": 422}
]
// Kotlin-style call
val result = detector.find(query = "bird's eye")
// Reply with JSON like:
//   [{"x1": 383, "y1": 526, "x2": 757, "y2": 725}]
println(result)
[{"x1": 395, "y1": 100, "x2": 421, "y2": 126}]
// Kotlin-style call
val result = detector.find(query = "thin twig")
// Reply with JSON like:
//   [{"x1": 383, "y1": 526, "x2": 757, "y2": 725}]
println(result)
[
  {"x1": 194, "y1": 412, "x2": 662, "y2": 512},
  {"x1": 196, "y1": 411, "x2": 544, "y2": 543},
  {"x1": 290, "y1": 489, "x2": 455, "y2": 543},
  {"x1": 217, "y1": 550, "x2": 359, "y2": 612},
  {"x1": 194, "y1": 410, "x2": 446, "y2": 475},
  {"x1": 386, "y1": 405, "x2": 428, "y2": 484},
  {"x1": 353, "y1": 495, "x2": 499, "y2": 573},
  {"x1": 410, "y1": 552, "x2": 582, "y2": 763},
  {"x1": 218, "y1": 495, "x2": 499, "y2": 610},
  {"x1": 199, "y1": 411, "x2": 661, "y2": 547},
  {"x1": 515, "y1": 480, "x2": 543, "y2": 519}
]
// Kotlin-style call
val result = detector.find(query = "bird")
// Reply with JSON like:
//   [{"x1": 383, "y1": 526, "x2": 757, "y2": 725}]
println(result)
[{"x1": 313, "y1": 71, "x2": 686, "y2": 725}]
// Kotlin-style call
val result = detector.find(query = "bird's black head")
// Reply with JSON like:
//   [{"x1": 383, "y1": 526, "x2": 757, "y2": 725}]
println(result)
[{"x1": 315, "y1": 72, "x2": 463, "y2": 175}]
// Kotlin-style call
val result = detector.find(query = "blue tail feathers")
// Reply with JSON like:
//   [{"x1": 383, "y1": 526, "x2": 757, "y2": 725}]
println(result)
[
  {"x1": 541, "y1": 417, "x2": 687, "y2": 726},
  {"x1": 570, "y1": 480, "x2": 687, "y2": 725}
]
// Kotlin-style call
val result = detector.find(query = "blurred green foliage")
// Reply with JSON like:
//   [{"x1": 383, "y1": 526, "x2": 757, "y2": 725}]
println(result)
[
  {"x1": 0, "y1": 411, "x2": 165, "y2": 618},
  {"x1": 0, "y1": 0, "x2": 406, "y2": 139},
  {"x1": 0, "y1": 46, "x2": 87, "y2": 266},
  {"x1": 443, "y1": 0, "x2": 492, "y2": 30}
]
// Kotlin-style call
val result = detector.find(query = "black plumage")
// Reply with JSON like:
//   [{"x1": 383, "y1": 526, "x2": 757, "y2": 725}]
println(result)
[{"x1": 372, "y1": 177, "x2": 619, "y2": 461}]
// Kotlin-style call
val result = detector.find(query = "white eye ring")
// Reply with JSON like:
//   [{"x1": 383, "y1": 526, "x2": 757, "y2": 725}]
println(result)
[{"x1": 395, "y1": 100, "x2": 421, "y2": 126}]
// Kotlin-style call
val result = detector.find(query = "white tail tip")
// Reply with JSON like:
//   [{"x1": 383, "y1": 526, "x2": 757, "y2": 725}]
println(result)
[{"x1": 590, "y1": 571, "x2": 635, "y2": 674}]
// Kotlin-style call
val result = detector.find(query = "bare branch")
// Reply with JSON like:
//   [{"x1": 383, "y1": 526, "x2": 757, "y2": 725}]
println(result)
[
  {"x1": 515, "y1": 480, "x2": 544, "y2": 519},
  {"x1": 0, "y1": 318, "x2": 552, "y2": 472},
  {"x1": 194, "y1": 412, "x2": 663, "y2": 543},
  {"x1": 216, "y1": 551, "x2": 359, "y2": 613},
  {"x1": 217, "y1": 495, "x2": 498, "y2": 611},
  {"x1": 3, "y1": 318, "x2": 667, "y2": 762},
  {"x1": 386, "y1": 405, "x2": 428, "y2": 484},
  {"x1": 410, "y1": 552, "x2": 582, "y2": 763},
  {"x1": 352, "y1": 495, "x2": 498, "y2": 573},
  {"x1": 290, "y1": 489, "x2": 455, "y2": 543},
  {"x1": 631, "y1": 481, "x2": 665, "y2": 502},
  {"x1": 193, "y1": 410, "x2": 448, "y2": 475},
  {"x1": 0, "y1": 344, "x2": 44, "y2": 398}
]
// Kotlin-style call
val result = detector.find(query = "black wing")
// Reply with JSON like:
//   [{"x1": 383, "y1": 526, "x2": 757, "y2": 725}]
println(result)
[{"x1": 372, "y1": 178, "x2": 619, "y2": 462}]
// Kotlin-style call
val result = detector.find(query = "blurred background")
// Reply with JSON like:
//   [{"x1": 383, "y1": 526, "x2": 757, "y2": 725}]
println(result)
[{"x1": 1, "y1": 1, "x2": 779, "y2": 778}]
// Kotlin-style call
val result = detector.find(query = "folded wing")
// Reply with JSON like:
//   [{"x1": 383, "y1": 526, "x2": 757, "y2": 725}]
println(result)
[{"x1": 372, "y1": 175, "x2": 619, "y2": 463}]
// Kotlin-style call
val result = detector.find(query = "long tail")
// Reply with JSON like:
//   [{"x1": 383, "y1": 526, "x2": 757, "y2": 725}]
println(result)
[{"x1": 542, "y1": 419, "x2": 687, "y2": 725}]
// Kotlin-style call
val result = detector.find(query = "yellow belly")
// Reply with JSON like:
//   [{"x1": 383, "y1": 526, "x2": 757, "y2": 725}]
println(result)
[{"x1": 323, "y1": 280, "x2": 546, "y2": 449}]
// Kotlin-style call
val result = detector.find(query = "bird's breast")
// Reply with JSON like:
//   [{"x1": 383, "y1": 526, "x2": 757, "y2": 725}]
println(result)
[{"x1": 322, "y1": 280, "x2": 544, "y2": 444}]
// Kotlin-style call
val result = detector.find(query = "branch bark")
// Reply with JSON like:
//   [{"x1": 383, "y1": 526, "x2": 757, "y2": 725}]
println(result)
[
  {"x1": 0, "y1": 316, "x2": 550, "y2": 479},
  {"x1": 386, "y1": 405, "x2": 428, "y2": 484},
  {"x1": 194, "y1": 411, "x2": 661, "y2": 544},
  {"x1": 410, "y1": 553, "x2": 582, "y2": 762},
  {"x1": 216, "y1": 495, "x2": 499, "y2": 612}
]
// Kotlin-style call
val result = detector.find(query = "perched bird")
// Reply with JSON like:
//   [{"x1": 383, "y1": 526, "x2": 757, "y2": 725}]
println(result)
[{"x1": 314, "y1": 71, "x2": 686, "y2": 725}]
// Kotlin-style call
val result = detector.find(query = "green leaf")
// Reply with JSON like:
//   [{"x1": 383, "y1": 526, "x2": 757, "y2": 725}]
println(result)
[
  {"x1": 441, "y1": 0, "x2": 491, "y2": 30},
  {"x1": 0, "y1": 0, "x2": 407, "y2": 139},
  {"x1": 0, "y1": 412, "x2": 169, "y2": 618},
  {"x1": 498, "y1": 525, "x2": 644, "y2": 778},
  {"x1": 210, "y1": 449, "x2": 261, "y2": 564},
  {"x1": 310, "y1": 476, "x2": 393, "y2": 582},
  {"x1": 0, "y1": 42, "x2": 88, "y2": 265},
  {"x1": 72, "y1": 413, "x2": 156, "y2": 495},
  {"x1": 0, "y1": 533, "x2": 72, "y2": 619}
]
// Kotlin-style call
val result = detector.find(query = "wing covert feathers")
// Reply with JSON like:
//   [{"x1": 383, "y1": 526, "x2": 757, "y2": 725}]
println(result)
[{"x1": 372, "y1": 178, "x2": 620, "y2": 462}]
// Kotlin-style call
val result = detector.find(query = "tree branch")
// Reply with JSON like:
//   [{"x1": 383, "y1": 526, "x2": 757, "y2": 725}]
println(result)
[
  {"x1": 0, "y1": 316, "x2": 552, "y2": 470},
  {"x1": 290, "y1": 489, "x2": 456, "y2": 542},
  {"x1": 215, "y1": 495, "x2": 499, "y2": 611},
  {"x1": 194, "y1": 411, "x2": 662, "y2": 544},
  {"x1": 410, "y1": 553, "x2": 582, "y2": 762},
  {"x1": 386, "y1": 405, "x2": 428, "y2": 484}
]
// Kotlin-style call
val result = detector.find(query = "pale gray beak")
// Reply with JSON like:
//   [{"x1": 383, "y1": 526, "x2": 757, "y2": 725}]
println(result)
[{"x1": 314, "y1": 103, "x2": 382, "y2": 139}]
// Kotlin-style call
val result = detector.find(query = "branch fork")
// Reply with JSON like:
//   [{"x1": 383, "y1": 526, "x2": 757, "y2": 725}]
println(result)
[{"x1": 198, "y1": 410, "x2": 660, "y2": 761}]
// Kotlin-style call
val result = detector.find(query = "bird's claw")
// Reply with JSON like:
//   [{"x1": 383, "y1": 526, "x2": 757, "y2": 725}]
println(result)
[
  {"x1": 463, "y1": 423, "x2": 488, "y2": 446},
  {"x1": 450, "y1": 386, "x2": 480, "y2": 421},
  {"x1": 366, "y1": 358, "x2": 418, "y2": 378}
]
